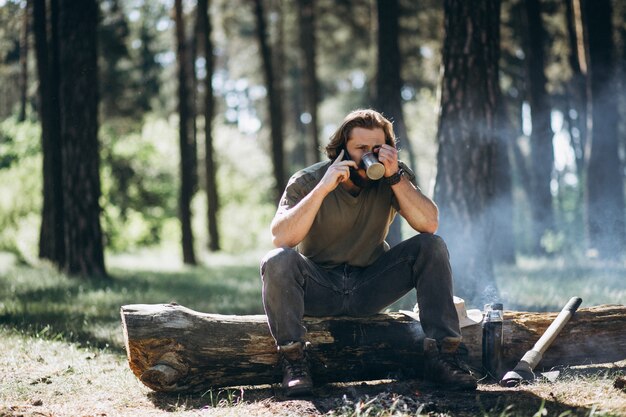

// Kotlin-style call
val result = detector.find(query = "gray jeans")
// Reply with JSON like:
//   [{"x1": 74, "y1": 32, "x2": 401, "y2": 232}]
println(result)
[{"x1": 260, "y1": 233, "x2": 461, "y2": 346}]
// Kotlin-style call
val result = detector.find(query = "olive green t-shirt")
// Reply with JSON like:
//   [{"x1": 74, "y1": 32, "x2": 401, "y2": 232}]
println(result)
[{"x1": 278, "y1": 160, "x2": 416, "y2": 268}]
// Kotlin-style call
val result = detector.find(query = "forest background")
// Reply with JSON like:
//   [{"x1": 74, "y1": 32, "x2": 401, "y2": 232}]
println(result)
[
  {"x1": 1, "y1": 0, "x2": 626, "y2": 415},
  {"x1": 1, "y1": 0, "x2": 626, "y2": 306}
]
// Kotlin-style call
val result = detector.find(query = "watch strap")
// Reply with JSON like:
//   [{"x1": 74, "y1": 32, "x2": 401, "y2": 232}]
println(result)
[{"x1": 384, "y1": 168, "x2": 404, "y2": 185}]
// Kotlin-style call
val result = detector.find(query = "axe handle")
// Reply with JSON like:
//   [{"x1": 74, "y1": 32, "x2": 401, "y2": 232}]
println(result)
[
  {"x1": 532, "y1": 296, "x2": 582, "y2": 356},
  {"x1": 513, "y1": 297, "x2": 582, "y2": 372}
]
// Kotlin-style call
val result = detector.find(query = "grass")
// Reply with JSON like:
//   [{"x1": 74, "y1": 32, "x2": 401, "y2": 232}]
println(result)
[
  {"x1": 0, "y1": 249, "x2": 625, "y2": 416},
  {"x1": 495, "y1": 256, "x2": 626, "y2": 311},
  {"x1": 0, "y1": 249, "x2": 265, "y2": 351}
]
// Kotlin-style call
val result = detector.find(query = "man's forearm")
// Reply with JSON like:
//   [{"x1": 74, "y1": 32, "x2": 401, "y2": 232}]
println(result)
[
  {"x1": 392, "y1": 177, "x2": 439, "y2": 233},
  {"x1": 270, "y1": 185, "x2": 329, "y2": 248}
]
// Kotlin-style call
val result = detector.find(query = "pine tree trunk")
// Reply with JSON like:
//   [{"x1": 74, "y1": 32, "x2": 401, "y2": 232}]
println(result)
[
  {"x1": 434, "y1": 0, "x2": 501, "y2": 306},
  {"x1": 19, "y1": 1, "x2": 29, "y2": 122},
  {"x1": 563, "y1": 0, "x2": 588, "y2": 245},
  {"x1": 523, "y1": 0, "x2": 555, "y2": 255},
  {"x1": 296, "y1": 0, "x2": 320, "y2": 165},
  {"x1": 174, "y1": 0, "x2": 197, "y2": 265},
  {"x1": 189, "y1": 5, "x2": 199, "y2": 195},
  {"x1": 58, "y1": 0, "x2": 106, "y2": 277},
  {"x1": 490, "y1": 103, "x2": 516, "y2": 264},
  {"x1": 198, "y1": 0, "x2": 220, "y2": 252},
  {"x1": 564, "y1": 0, "x2": 588, "y2": 177},
  {"x1": 253, "y1": 0, "x2": 285, "y2": 201},
  {"x1": 583, "y1": 0, "x2": 625, "y2": 259},
  {"x1": 34, "y1": 0, "x2": 65, "y2": 267}
]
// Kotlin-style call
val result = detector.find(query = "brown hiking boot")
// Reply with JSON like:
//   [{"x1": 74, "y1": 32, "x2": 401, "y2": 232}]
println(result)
[
  {"x1": 423, "y1": 337, "x2": 478, "y2": 391},
  {"x1": 278, "y1": 341, "x2": 313, "y2": 396}
]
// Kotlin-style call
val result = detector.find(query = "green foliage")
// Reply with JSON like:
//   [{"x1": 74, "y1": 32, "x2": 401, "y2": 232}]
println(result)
[
  {"x1": 100, "y1": 117, "x2": 179, "y2": 251},
  {"x1": 211, "y1": 125, "x2": 276, "y2": 252},
  {"x1": 98, "y1": 0, "x2": 169, "y2": 120},
  {"x1": 0, "y1": 118, "x2": 42, "y2": 261},
  {"x1": 0, "y1": 116, "x2": 40, "y2": 169},
  {"x1": 0, "y1": 114, "x2": 277, "y2": 258}
]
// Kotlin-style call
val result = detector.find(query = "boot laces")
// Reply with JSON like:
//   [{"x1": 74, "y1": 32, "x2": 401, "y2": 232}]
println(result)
[
  {"x1": 284, "y1": 356, "x2": 310, "y2": 378},
  {"x1": 439, "y1": 352, "x2": 471, "y2": 376}
]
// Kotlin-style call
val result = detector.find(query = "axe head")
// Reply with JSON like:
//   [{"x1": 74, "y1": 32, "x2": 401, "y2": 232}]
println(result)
[
  {"x1": 500, "y1": 368, "x2": 534, "y2": 387},
  {"x1": 499, "y1": 360, "x2": 534, "y2": 387},
  {"x1": 500, "y1": 368, "x2": 561, "y2": 387}
]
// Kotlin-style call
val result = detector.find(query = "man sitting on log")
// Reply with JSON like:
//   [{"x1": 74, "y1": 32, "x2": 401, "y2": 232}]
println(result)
[{"x1": 261, "y1": 109, "x2": 477, "y2": 396}]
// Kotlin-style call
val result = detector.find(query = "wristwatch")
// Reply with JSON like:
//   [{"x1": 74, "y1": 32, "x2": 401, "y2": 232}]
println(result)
[{"x1": 384, "y1": 167, "x2": 404, "y2": 185}]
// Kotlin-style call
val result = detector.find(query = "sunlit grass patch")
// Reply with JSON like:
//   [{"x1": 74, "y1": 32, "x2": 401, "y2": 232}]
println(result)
[
  {"x1": 495, "y1": 256, "x2": 626, "y2": 311},
  {"x1": 0, "y1": 251, "x2": 264, "y2": 351},
  {"x1": 0, "y1": 326, "x2": 152, "y2": 416}
]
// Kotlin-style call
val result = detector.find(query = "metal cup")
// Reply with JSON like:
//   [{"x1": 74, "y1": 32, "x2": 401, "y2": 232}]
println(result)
[{"x1": 361, "y1": 152, "x2": 385, "y2": 180}]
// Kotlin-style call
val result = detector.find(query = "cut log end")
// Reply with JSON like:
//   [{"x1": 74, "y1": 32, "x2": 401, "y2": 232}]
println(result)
[{"x1": 141, "y1": 363, "x2": 183, "y2": 391}]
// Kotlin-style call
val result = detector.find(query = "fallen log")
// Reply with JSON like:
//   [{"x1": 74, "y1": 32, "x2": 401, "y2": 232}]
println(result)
[{"x1": 120, "y1": 303, "x2": 626, "y2": 392}]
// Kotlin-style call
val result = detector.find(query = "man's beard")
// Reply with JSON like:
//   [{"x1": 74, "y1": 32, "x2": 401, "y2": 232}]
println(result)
[{"x1": 349, "y1": 167, "x2": 377, "y2": 189}]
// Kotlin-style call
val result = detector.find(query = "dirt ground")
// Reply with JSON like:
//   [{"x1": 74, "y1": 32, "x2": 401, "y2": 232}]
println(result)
[
  {"x1": 1, "y1": 327, "x2": 624, "y2": 417},
  {"x1": 143, "y1": 366, "x2": 626, "y2": 417},
  {"x1": 3, "y1": 364, "x2": 625, "y2": 417}
]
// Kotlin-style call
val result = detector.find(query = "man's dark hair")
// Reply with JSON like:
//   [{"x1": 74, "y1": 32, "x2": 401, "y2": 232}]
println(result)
[{"x1": 324, "y1": 109, "x2": 397, "y2": 160}]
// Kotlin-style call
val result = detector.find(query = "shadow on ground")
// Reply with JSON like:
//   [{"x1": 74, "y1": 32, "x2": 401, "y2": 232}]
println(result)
[{"x1": 147, "y1": 378, "x2": 597, "y2": 416}]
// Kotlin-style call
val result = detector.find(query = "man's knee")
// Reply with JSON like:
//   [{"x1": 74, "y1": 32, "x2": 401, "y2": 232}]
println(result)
[
  {"x1": 260, "y1": 247, "x2": 302, "y2": 284},
  {"x1": 416, "y1": 233, "x2": 450, "y2": 260}
]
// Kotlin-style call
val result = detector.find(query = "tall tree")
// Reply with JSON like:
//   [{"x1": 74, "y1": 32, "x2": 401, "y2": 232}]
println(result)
[
  {"x1": 253, "y1": 0, "x2": 285, "y2": 201},
  {"x1": 99, "y1": 0, "x2": 133, "y2": 120},
  {"x1": 135, "y1": 2, "x2": 162, "y2": 113},
  {"x1": 522, "y1": 0, "x2": 555, "y2": 254},
  {"x1": 375, "y1": 0, "x2": 412, "y2": 247},
  {"x1": 189, "y1": 4, "x2": 200, "y2": 194},
  {"x1": 296, "y1": 0, "x2": 320, "y2": 165},
  {"x1": 33, "y1": 0, "x2": 64, "y2": 267},
  {"x1": 198, "y1": 0, "x2": 220, "y2": 251},
  {"x1": 490, "y1": 103, "x2": 516, "y2": 264},
  {"x1": 58, "y1": 0, "x2": 106, "y2": 277},
  {"x1": 434, "y1": 0, "x2": 502, "y2": 305},
  {"x1": 583, "y1": 0, "x2": 625, "y2": 259},
  {"x1": 174, "y1": 0, "x2": 197, "y2": 264},
  {"x1": 494, "y1": 0, "x2": 526, "y2": 261},
  {"x1": 564, "y1": 0, "x2": 588, "y2": 175},
  {"x1": 19, "y1": 0, "x2": 29, "y2": 122}
]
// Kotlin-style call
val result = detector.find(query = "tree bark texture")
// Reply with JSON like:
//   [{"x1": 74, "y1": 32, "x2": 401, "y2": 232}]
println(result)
[
  {"x1": 174, "y1": 0, "x2": 197, "y2": 265},
  {"x1": 34, "y1": 0, "x2": 65, "y2": 267},
  {"x1": 523, "y1": 0, "x2": 555, "y2": 254},
  {"x1": 296, "y1": 0, "x2": 321, "y2": 166},
  {"x1": 253, "y1": 0, "x2": 285, "y2": 202},
  {"x1": 121, "y1": 303, "x2": 626, "y2": 393},
  {"x1": 58, "y1": 0, "x2": 106, "y2": 277},
  {"x1": 583, "y1": 0, "x2": 625, "y2": 259},
  {"x1": 198, "y1": 0, "x2": 220, "y2": 252},
  {"x1": 434, "y1": 0, "x2": 501, "y2": 305}
]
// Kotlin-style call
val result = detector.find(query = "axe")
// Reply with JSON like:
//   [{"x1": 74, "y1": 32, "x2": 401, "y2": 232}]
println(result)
[{"x1": 500, "y1": 296, "x2": 582, "y2": 387}]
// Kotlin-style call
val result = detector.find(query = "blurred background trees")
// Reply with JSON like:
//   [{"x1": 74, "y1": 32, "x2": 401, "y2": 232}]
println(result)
[{"x1": 1, "y1": 0, "x2": 625, "y2": 303}]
